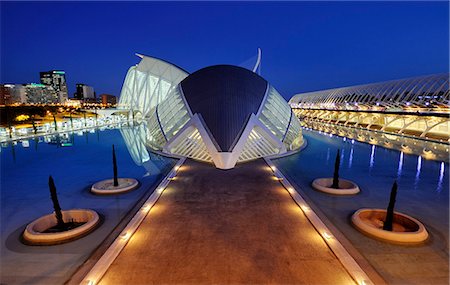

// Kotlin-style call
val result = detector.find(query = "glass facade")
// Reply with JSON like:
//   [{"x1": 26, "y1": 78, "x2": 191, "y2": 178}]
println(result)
[
  {"x1": 156, "y1": 86, "x2": 191, "y2": 141},
  {"x1": 237, "y1": 127, "x2": 279, "y2": 162},
  {"x1": 119, "y1": 55, "x2": 304, "y2": 168},
  {"x1": 283, "y1": 116, "x2": 303, "y2": 150},
  {"x1": 258, "y1": 86, "x2": 292, "y2": 140},
  {"x1": 118, "y1": 56, "x2": 188, "y2": 118}
]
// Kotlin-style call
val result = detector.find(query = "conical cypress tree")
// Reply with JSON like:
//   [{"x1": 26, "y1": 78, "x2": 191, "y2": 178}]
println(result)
[
  {"x1": 69, "y1": 112, "x2": 73, "y2": 129},
  {"x1": 331, "y1": 149, "x2": 340, "y2": 189},
  {"x1": 113, "y1": 145, "x2": 118, "y2": 186},
  {"x1": 383, "y1": 181, "x2": 398, "y2": 231},
  {"x1": 52, "y1": 113, "x2": 57, "y2": 131},
  {"x1": 49, "y1": 176, "x2": 65, "y2": 228},
  {"x1": 31, "y1": 116, "x2": 37, "y2": 134}
]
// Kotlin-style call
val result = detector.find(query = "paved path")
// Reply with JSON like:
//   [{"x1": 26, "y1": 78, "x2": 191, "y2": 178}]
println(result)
[{"x1": 100, "y1": 159, "x2": 355, "y2": 284}]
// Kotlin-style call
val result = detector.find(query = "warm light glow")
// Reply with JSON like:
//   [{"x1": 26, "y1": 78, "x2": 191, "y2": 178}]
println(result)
[
  {"x1": 174, "y1": 165, "x2": 180, "y2": 171},
  {"x1": 359, "y1": 280, "x2": 372, "y2": 285},
  {"x1": 141, "y1": 204, "x2": 151, "y2": 212},
  {"x1": 15, "y1": 114, "x2": 30, "y2": 121},
  {"x1": 322, "y1": 232, "x2": 333, "y2": 240},
  {"x1": 120, "y1": 232, "x2": 131, "y2": 240},
  {"x1": 86, "y1": 280, "x2": 95, "y2": 285},
  {"x1": 271, "y1": 166, "x2": 277, "y2": 172},
  {"x1": 157, "y1": 188, "x2": 164, "y2": 194},
  {"x1": 167, "y1": 177, "x2": 176, "y2": 181},
  {"x1": 301, "y1": 205, "x2": 310, "y2": 212}
]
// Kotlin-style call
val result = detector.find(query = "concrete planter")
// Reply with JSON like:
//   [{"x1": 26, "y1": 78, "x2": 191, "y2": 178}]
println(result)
[
  {"x1": 351, "y1": 208, "x2": 428, "y2": 244},
  {"x1": 23, "y1": 209, "x2": 99, "y2": 245},
  {"x1": 312, "y1": 178, "x2": 360, "y2": 195},
  {"x1": 91, "y1": 178, "x2": 139, "y2": 195}
]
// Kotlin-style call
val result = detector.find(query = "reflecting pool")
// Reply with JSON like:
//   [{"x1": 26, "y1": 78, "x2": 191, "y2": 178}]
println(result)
[
  {"x1": 0, "y1": 124, "x2": 176, "y2": 284},
  {"x1": 274, "y1": 129, "x2": 449, "y2": 284}
]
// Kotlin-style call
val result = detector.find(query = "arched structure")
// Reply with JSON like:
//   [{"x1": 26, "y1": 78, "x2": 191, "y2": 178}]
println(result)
[
  {"x1": 118, "y1": 54, "x2": 189, "y2": 119},
  {"x1": 290, "y1": 73, "x2": 449, "y2": 111},
  {"x1": 118, "y1": 53, "x2": 304, "y2": 169},
  {"x1": 290, "y1": 73, "x2": 450, "y2": 161}
]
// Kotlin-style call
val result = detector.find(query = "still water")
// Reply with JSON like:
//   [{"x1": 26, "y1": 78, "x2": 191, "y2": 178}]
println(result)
[
  {"x1": 274, "y1": 128, "x2": 449, "y2": 284},
  {"x1": 0, "y1": 125, "x2": 175, "y2": 284}
]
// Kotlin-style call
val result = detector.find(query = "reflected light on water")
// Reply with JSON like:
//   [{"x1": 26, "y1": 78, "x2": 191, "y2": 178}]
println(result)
[
  {"x1": 348, "y1": 147, "x2": 354, "y2": 168},
  {"x1": 397, "y1": 152, "x2": 404, "y2": 178},
  {"x1": 414, "y1": 156, "x2": 422, "y2": 186},
  {"x1": 369, "y1": 145, "x2": 375, "y2": 169},
  {"x1": 437, "y1": 162, "x2": 445, "y2": 193}
]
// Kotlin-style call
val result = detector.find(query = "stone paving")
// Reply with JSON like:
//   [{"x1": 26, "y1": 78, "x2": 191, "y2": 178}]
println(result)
[{"x1": 100, "y1": 159, "x2": 355, "y2": 284}]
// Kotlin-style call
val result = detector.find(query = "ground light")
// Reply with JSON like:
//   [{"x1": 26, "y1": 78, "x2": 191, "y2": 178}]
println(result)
[
  {"x1": 80, "y1": 158, "x2": 186, "y2": 285},
  {"x1": 264, "y1": 157, "x2": 374, "y2": 285}
]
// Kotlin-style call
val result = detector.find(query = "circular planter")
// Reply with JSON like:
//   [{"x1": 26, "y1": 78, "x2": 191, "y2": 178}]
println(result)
[
  {"x1": 23, "y1": 209, "x2": 99, "y2": 245},
  {"x1": 351, "y1": 208, "x2": 428, "y2": 244},
  {"x1": 312, "y1": 178, "x2": 360, "y2": 195},
  {"x1": 91, "y1": 178, "x2": 138, "y2": 195}
]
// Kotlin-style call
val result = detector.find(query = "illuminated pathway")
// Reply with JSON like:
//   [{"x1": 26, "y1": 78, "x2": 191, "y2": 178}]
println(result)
[{"x1": 99, "y1": 159, "x2": 355, "y2": 284}]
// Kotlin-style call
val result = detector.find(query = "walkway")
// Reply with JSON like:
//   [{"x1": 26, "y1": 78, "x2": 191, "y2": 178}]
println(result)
[{"x1": 100, "y1": 159, "x2": 355, "y2": 284}]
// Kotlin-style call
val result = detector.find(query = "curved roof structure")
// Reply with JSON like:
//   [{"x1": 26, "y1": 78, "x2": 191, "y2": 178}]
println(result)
[
  {"x1": 181, "y1": 65, "x2": 267, "y2": 151},
  {"x1": 289, "y1": 73, "x2": 449, "y2": 111},
  {"x1": 118, "y1": 52, "x2": 304, "y2": 169},
  {"x1": 118, "y1": 54, "x2": 189, "y2": 118}
]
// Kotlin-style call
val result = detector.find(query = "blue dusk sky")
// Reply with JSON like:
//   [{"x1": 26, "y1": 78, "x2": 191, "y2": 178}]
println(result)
[{"x1": 1, "y1": 1, "x2": 448, "y2": 100}]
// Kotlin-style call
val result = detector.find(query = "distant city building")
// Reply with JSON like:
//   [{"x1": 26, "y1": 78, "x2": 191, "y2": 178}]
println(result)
[
  {"x1": 65, "y1": 99, "x2": 83, "y2": 108},
  {"x1": 1, "y1": 84, "x2": 27, "y2": 104},
  {"x1": 11, "y1": 85, "x2": 27, "y2": 104},
  {"x1": 100, "y1": 94, "x2": 117, "y2": 105},
  {"x1": 75, "y1": 83, "x2": 96, "y2": 102},
  {"x1": 0, "y1": 85, "x2": 12, "y2": 105},
  {"x1": 40, "y1": 70, "x2": 68, "y2": 103},
  {"x1": 24, "y1": 83, "x2": 59, "y2": 104}
]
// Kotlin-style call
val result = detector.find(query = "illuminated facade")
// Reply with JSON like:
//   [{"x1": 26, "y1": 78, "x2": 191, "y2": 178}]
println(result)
[
  {"x1": 290, "y1": 73, "x2": 450, "y2": 145},
  {"x1": 290, "y1": 73, "x2": 449, "y2": 111},
  {"x1": 119, "y1": 53, "x2": 304, "y2": 169},
  {"x1": 40, "y1": 70, "x2": 68, "y2": 103}
]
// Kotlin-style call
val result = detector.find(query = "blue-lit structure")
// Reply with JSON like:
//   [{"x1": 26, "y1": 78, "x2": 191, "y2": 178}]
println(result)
[{"x1": 119, "y1": 52, "x2": 304, "y2": 169}]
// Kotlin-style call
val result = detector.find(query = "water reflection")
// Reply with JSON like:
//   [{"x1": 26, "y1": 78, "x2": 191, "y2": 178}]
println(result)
[
  {"x1": 120, "y1": 123, "x2": 173, "y2": 177},
  {"x1": 326, "y1": 148, "x2": 330, "y2": 165},
  {"x1": 437, "y1": 162, "x2": 445, "y2": 193},
  {"x1": 369, "y1": 145, "x2": 376, "y2": 170},
  {"x1": 414, "y1": 156, "x2": 422, "y2": 187},
  {"x1": 303, "y1": 128, "x2": 448, "y2": 194},
  {"x1": 348, "y1": 146, "x2": 354, "y2": 168},
  {"x1": 397, "y1": 152, "x2": 404, "y2": 178}
]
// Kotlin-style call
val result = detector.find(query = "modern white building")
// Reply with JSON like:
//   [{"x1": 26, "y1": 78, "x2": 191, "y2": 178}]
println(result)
[{"x1": 119, "y1": 53, "x2": 304, "y2": 169}]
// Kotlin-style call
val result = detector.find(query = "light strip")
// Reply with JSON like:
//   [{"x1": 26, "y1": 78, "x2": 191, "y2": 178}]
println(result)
[
  {"x1": 264, "y1": 158, "x2": 374, "y2": 285},
  {"x1": 79, "y1": 157, "x2": 186, "y2": 285}
]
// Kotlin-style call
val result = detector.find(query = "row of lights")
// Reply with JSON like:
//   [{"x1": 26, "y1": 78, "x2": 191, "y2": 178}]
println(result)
[
  {"x1": 305, "y1": 125, "x2": 449, "y2": 155},
  {"x1": 84, "y1": 161, "x2": 184, "y2": 285},
  {"x1": 267, "y1": 161, "x2": 373, "y2": 285}
]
